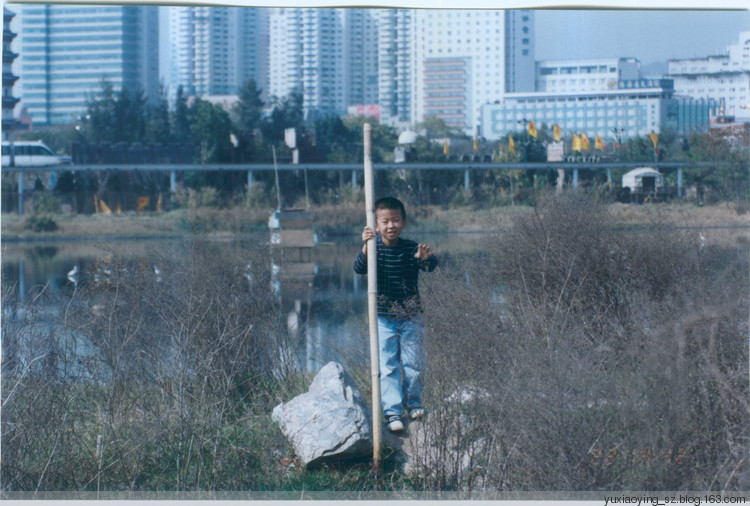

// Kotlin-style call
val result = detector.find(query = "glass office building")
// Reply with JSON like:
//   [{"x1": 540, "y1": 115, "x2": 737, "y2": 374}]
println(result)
[
  {"x1": 18, "y1": 4, "x2": 158, "y2": 125},
  {"x1": 480, "y1": 79, "x2": 721, "y2": 142}
]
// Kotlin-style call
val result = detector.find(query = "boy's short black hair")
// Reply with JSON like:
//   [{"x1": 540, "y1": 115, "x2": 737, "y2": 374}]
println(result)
[{"x1": 374, "y1": 197, "x2": 406, "y2": 220}]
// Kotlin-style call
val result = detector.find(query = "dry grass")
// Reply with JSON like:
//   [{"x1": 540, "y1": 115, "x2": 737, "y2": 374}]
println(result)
[
  {"x1": 607, "y1": 201, "x2": 749, "y2": 228},
  {"x1": 2, "y1": 193, "x2": 748, "y2": 493},
  {"x1": 413, "y1": 192, "x2": 750, "y2": 491},
  {"x1": 3, "y1": 201, "x2": 745, "y2": 241},
  {"x1": 1, "y1": 239, "x2": 296, "y2": 491}
]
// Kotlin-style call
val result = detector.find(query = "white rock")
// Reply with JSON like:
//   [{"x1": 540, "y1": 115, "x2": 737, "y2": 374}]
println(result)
[{"x1": 272, "y1": 362, "x2": 372, "y2": 467}]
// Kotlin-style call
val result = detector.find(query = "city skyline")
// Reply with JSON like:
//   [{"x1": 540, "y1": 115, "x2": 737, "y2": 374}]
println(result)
[
  {"x1": 6, "y1": 3, "x2": 748, "y2": 129},
  {"x1": 156, "y1": 7, "x2": 749, "y2": 78}
]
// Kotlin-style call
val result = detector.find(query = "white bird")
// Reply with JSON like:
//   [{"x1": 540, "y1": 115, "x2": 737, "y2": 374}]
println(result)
[
  {"x1": 244, "y1": 262, "x2": 253, "y2": 286},
  {"x1": 67, "y1": 265, "x2": 78, "y2": 286},
  {"x1": 153, "y1": 265, "x2": 162, "y2": 282},
  {"x1": 699, "y1": 232, "x2": 706, "y2": 250}
]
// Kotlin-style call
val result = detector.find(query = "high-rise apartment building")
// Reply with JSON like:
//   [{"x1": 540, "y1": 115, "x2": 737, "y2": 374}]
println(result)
[
  {"x1": 377, "y1": 9, "x2": 415, "y2": 126},
  {"x1": 667, "y1": 31, "x2": 750, "y2": 120},
  {"x1": 343, "y1": 9, "x2": 379, "y2": 110},
  {"x1": 168, "y1": 7, "x2": 267, "y2": 98},
  {"x1": 269, "y1": 8, "x2": 376, "y2": 120},
  {"x1": 300, "y1": 8, "x2": 344, "y2": 121},
  {"x1": 238, "y1": 8, "x2": 268, "y2": 99},
  {"x1": 17, "y1": 4, "x2": 158, "y2": 125},
  {"x1": 268, "y1": 8, "x2": 303, "y2": 102},
  {"x1": 413, "y1": 9, "x2": 535, "y2": 134}
]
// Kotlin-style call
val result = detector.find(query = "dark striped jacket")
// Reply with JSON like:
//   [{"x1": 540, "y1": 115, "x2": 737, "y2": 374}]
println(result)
[{"x1": 354, "y1": 236, "x2": 438, "y2": 318}]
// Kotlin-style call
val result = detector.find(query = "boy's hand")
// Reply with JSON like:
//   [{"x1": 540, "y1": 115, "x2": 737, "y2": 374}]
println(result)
[
  {"x1": 415, "y1": 244, "x2": 432, "y2": 261},
  {"x1": 362, "y1": 226, "x2": 375, "y2": 254}
]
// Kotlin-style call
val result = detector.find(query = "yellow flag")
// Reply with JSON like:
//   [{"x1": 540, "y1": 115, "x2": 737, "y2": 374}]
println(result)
[
  {"x1": 572, "y1": 134, "x2": 581, "y2": 153},
  {"x1": 595, "y1": 134, "x2": 605, "y2": 150},
  {"x1": 509, "y1": 135, "x2": 516, "y2": 154},
  {"x1": 553, "y1": 124, "x2": 561, "y2": 142},
  {"x1": 648, "y1": 132, "x2": 658, "y2": 150},
  {"x1": 581, "y1": 133, "x2": 590, "y2": 151},
  {"x1": 528, "y1": 121, "x2": 538, "y2": 140},
  {"x1": 99, "y1": 197, "x2": 112, "y2": 215},
  {"x1": 443, "y1": 136, "x2": 450, "y2": 157},
  {"x1": 137, "y1": 196, "x2": 150, "y2": 212}
]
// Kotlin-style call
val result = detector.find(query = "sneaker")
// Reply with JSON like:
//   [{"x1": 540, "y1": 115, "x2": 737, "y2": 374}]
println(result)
[
  {"x1": 386, "y1": 415, "x2": 405, "y2": 432},
  {"x1": 409, "y1": 408, "x2": 425, "y2": 421}
]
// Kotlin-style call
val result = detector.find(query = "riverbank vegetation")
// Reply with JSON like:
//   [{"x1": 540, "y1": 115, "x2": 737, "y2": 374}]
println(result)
[
  {"x1": 2, "y1": 193, "x2": 748, "y2": 242},
  {"x1": 1, "y1": 193, "x2": 748, "y2": 493}
]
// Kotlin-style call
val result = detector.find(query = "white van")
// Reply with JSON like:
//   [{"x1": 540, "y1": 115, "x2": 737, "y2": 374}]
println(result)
[{"x1": 2, "y1": 140, "x2": 63, "y2": 167}]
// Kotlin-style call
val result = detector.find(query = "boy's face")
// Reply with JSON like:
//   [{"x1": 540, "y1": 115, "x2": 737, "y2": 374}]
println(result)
[{"x1": 375, "y1": 207, "x2": 406, "y2": 245}]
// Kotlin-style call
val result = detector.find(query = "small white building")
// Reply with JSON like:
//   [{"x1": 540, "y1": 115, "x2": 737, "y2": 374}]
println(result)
[{"x1": 622, "y1": 167, "x2": 665, "y2": 195}]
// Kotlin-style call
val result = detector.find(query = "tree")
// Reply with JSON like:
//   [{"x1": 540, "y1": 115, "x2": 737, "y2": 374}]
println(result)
[
  {"x1": 232, "y1": 79, "x2": 264, "y2": 162},
  {"x1": 342, "y1": 115, "x2": 397, "y2": 163},
  {"x1": 418, "y1": 115, "x2": 468, "y2": 141},
  {"x1": 85, "y1": 79, "x2": 117, "y2": 143},
  {"x1": 261, "y1": 91, "x2": 304, "y2": 143},
  {"x1": 682, "y1": 131, "x2": 748, "y2": 203},
  {"x1": 172, "y1": 86, "x2": 192, "y2": 144},
  {"x1": 145, "y1": 85, "x2": 172, "y2": 145},
  {"x1": 112, "y1": 88, "x2": 147, "y2": 143},
  {"x1": 189, "y1": 98, "x2": 233, "y2": 164},
  {"x1": 313, "y1": 116, "x2": 351, "y2": 162},
  {"x1": 182, "y1": 98, "x2": 239, "y2": 194}
]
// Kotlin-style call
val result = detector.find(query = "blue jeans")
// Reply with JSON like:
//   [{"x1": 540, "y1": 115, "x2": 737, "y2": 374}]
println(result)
[{"x1": 377, "y1": 315, "x2": 425, "y2": 418}]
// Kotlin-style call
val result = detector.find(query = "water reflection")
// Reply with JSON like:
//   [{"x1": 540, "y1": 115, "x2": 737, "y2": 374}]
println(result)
[{"x1": 2, "y1": 232, "x2": 484, "y2": 374}]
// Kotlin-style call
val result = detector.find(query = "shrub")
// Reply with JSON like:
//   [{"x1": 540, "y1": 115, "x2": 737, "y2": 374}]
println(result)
[
  {"x1": 174, "y1": 186, "x2": 219, "y2": 209},
  {"x1": 1, "y1": 238, "x2": 297, "y2": 491},
  {"x1": 416, "y1": 192, "x2": 749, "y2": 491},
  {"x1": 31, "y1": 192, "x2": 61, "y2": 214},
  {"x1": 24, "y1": 215, "x2": 59, "y2": 232}
]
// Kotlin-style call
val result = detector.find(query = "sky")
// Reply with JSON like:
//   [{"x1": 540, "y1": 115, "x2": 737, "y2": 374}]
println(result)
[{"x1": 535, "y1": 9, "x2": 749, "y2": 65}]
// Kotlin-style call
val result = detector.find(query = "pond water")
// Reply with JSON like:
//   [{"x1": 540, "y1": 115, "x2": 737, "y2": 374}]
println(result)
[
  {"x1": 5, "y1": 223, "x2": 746, "y2": 377},
  {"x1": 2, "y1": 231, "x2": 485, "y2": 374}
]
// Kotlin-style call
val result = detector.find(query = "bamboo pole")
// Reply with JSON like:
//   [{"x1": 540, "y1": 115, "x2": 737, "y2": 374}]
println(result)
[{"x1": 363, "y1": 123, "x2": 382, "y2": 478}]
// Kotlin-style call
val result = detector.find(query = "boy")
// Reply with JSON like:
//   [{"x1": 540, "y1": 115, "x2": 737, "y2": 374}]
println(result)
[{"x1": 353, "y1": 197, "x2": 438, "y2": 432}]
